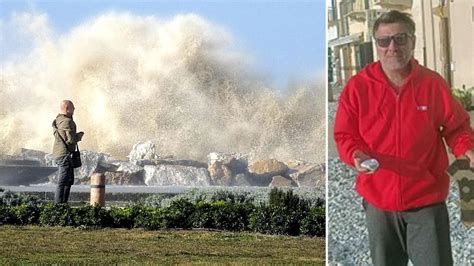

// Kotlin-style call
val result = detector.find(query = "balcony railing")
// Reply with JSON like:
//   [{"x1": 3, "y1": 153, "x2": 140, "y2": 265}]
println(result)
[
  {"x1": 342, "y1": 0, "x2": 367, "y2": 22},
  {"x1": 372, "y1": 0, "x2": 412, "y2": 10}
]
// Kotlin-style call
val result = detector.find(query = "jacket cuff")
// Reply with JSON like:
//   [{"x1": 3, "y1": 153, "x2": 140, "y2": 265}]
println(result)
[{"x1": 453, "y1": 146, "x2": 473, "y2": 158}]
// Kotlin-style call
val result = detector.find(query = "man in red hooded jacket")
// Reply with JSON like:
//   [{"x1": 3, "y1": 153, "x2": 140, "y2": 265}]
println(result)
[{"x1": 334, "y1": 10, "x2": 473, "y2": 266}]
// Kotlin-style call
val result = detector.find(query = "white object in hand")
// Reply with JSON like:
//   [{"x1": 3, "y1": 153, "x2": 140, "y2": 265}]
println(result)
[{"x1": 360, "y1": 159, "x2": 379, "y2": 172}]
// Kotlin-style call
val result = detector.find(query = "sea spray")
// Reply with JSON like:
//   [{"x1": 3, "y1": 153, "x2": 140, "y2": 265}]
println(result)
[{"x1": 0, "y1": 11, "x2": 324, "y2": 163}]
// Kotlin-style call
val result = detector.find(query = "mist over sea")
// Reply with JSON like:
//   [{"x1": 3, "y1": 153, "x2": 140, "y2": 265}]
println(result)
[{"x1": 0, "y1": 11, "x2": 325, "y2": 163}]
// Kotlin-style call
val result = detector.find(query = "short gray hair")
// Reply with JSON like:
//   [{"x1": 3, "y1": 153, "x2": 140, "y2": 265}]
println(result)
[{"x1": 372, "y1": 10, "x2": 415, "y2": 37}]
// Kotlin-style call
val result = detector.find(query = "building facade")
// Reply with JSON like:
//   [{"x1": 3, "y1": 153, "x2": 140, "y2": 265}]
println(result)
[{"x1": 328, "y1": 0, "x2": 473, "y2": 90}]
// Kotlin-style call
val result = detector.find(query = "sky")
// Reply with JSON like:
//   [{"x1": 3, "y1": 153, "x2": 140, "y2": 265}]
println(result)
[{"x1": 0, "y1": 0, "x2": 326, "y2": 90}]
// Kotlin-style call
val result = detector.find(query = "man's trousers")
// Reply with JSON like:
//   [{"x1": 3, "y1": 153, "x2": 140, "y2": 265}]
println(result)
[
  {"x1": 363, "y1": 200, "x2": 453, "y2": 266},
  {"x1": 55, "y1": 155, "x2": 74, "y2": 204}
]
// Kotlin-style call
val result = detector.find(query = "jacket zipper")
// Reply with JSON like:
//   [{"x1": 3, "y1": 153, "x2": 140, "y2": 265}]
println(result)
[{"x1": 396, "y1": 92, "x2": 403, "y2": 209}]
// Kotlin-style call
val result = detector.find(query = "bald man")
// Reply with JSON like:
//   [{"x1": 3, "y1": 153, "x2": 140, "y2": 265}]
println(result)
[{"x1": 52, "y1": 100, "x2": 84, "y2": 204}]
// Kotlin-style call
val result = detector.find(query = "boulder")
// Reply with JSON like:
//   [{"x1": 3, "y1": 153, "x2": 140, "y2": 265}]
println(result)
[
  {"x1": 105, "y1": 171, "x2": 145, "y2": 185},
  {"x1": 18, "y1": 148, "x2": 47, "y2": 165},
  {"x1": 207, "y1": 152, "x2": 248, "y2": 186},
  {"x1": 115, "y1": 161, "x2": 143, "y2": 174},
  {"x1": 207, "y1": 152, "x2": 248, "y2": 169},
  {"x1": 285, "y1": 159, "x2": 307, "y2": 169},
  {"x1": 134, "y1": 159, "x2": 157, "y2": 167},
  {"x1": 232, "y1": 173, "x2": 252, "y2": 186},
  {"x1": 208, "y1": 162, "x2": 232, "y2": 186},
  {"x1": 269, "y1": 175, "x2": 295, "y2": 187},
  {"x1": 144, "y1": 165, "x2": 211, "y2": 186},
  {"x1": 248, "y1": 159, "x2": 289, "y2": 186},
  {"x1": 46, "y1": 154, "x2": 58, "y2": 182},
  {"x1": 75, "y1": 151, "x2": 113, "y2": 179},
  {"x1": 103, "y1": 161, "x2": 145, "y2": 185},
  {"x1": 249, "y1": 159, "x2": 288, "y2": 176},
  {"x1": 45, "y1": 153, "x2": 56, "y2": 166},
  {"x1": 156, "y1": 159, "x2": 207, "y2": 169},
  {"x1": 288, "y1": 163, "x2": 325, "y2": 187},
  {"x1": 128, "y1": 141, "x2": 160, "y2": 163},
  {"x1": 47, "y1": 150, "x2": 112, "y2": 183},
  {"x1": 77, "y1": 159, "x2": 145, "y2": 185}
]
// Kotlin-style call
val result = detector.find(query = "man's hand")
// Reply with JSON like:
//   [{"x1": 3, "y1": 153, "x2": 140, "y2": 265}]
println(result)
[
  {"x1": 353, "y1": 150, "x2": 374, "y2": 174},
  {"x1": 464, "y1": 149, "x2": 474, "y2": 168}
]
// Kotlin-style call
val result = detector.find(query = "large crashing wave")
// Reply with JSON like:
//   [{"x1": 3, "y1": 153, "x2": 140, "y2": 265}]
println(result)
[{"x1": 0, "y1": 12, "x2": 325, "y2": 163}]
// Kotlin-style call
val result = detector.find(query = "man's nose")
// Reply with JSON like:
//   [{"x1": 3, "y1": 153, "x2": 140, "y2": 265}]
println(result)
[{"x1": 387, "y1": 39, "x2": 398, "y2": 50}]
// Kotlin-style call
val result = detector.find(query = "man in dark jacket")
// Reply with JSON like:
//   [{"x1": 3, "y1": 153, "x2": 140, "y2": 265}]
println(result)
[
  {"x1": 334, "y1": 10, "x2": 473, "y2": 265},
  {"x1": 52, "y1": 100, "x2": 84, "y2": 204}
]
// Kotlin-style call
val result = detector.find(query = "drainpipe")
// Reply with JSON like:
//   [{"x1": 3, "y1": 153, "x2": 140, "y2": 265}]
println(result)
[
  {"x1": 442, "y1": 16, "x2": 452, "y2": 87},
  {"x1": 421, "y1": 0, "x2": 427, "y2": 66},
  {"x1": 440, "y1": 0, "x2": 453, "y2": 87},
  {"x1": 429, "y1": 0, "x2": 438, "y2": 73}
]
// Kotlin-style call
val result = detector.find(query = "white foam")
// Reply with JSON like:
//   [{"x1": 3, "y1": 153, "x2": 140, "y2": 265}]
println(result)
[{"x1": 0, "y1": 11, "x2": 325, "y2": 163}]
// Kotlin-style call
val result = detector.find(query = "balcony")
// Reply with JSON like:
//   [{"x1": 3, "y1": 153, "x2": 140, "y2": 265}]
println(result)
[
  {"x1": 328, "y1": 33, "x2": 364, "y2": 47},
  {"x1": 345, "y1": 10, "x2": 367, "y2": 22},
  {"x1": 373, "y1": 0, "x2": 412, "y2": 10},
  {"x1": 345, "y1": 0, "x2": 367, "y2": 22}
]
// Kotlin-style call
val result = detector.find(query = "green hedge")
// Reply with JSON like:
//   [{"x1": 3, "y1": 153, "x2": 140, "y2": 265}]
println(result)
[
  {"x1": 0, "y1": 188, "x2": 325, "y2": 237},
  {"x1": 452, "y1": 85, "x2": 472, "y2": 111}
]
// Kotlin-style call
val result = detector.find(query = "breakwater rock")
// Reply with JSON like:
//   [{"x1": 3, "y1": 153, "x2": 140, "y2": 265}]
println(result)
[{"x1": 1, "y1": 142, "x2": 325, "y2": 188}]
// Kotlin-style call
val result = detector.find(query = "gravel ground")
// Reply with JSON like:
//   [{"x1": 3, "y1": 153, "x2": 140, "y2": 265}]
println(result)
[{"x1": 328, "y1": 100, "x2": 474, "y2": 265}]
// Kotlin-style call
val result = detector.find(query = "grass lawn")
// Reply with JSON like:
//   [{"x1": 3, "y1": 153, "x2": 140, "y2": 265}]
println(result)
[{"x1": 0, "y1": 226, "x2": 325, "y2": 264}]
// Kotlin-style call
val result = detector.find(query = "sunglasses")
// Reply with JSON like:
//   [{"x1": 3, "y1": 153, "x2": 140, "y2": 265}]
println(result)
[{"x1": 374, "y1": 33, "x2": 411, "y2": 48}]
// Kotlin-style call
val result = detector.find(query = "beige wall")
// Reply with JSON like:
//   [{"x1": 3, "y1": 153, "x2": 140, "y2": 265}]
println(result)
[
  {"x1": 412, "y1": 0, "x2": 473, "y2": 88},
  {"x1": 348, "y1": 18, "x2": 366, "y2": 35},
  {"x1": 450, "y1": 1, "x2": 474, "y2": 88}
]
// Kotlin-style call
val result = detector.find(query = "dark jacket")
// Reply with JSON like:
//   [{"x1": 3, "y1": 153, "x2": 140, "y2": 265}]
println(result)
[
  {"x1": 52, "y1": 114, "x2": 81, "y2": 159},
  {"x1": 334, "y1": 59, "x2": 473, "y2": 211}
]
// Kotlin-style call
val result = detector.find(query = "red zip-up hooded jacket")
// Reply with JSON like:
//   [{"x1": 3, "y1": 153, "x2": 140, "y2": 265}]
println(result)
[{"x1": 334, "y1": 59, "x2": 473, "y2": 211}]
